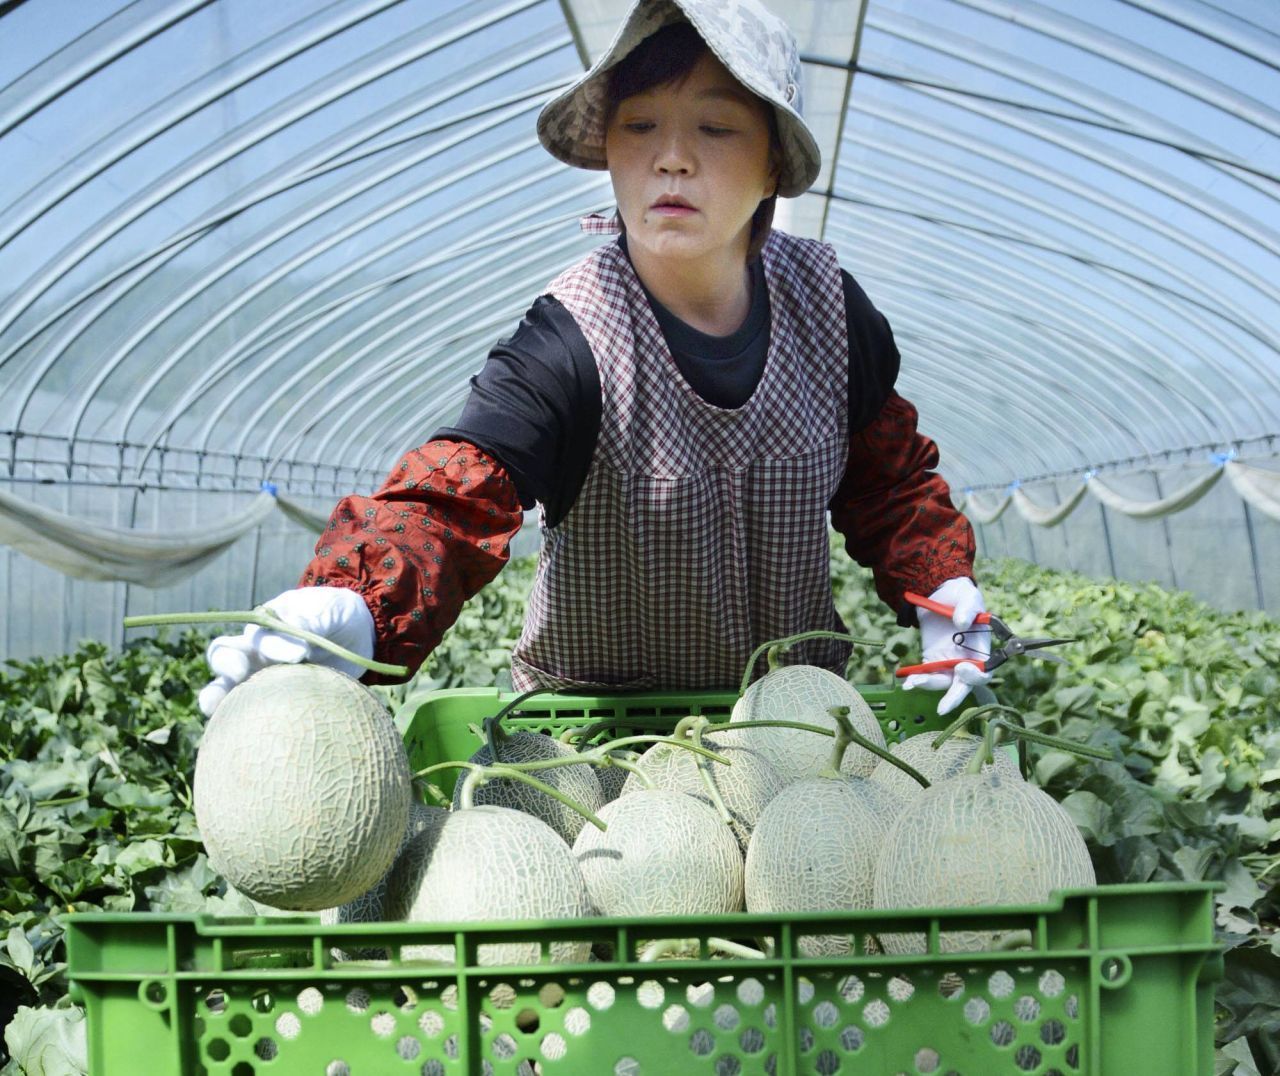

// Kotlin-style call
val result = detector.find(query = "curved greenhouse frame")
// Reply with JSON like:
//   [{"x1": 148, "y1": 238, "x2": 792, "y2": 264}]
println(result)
[
  {"x1": 2, "y1": 0, "x2": 1277, "y2": 658},
  {"x1": 2, "y1": 5, "x2": 1278, "y2": 1075}
]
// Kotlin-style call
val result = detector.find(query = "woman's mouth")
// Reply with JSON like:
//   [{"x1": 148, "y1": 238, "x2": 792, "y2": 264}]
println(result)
[{"x1": 650, "y1": 195, "x2": 696, "y2": 216}]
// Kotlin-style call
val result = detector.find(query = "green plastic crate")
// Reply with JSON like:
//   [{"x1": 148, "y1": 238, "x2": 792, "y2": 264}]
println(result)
[
  {"x1": 65, "y1": 687, "x2": 1222, "y2": 1075},
  {"x1": 399, "y1": 684, "x2": 1003, "y2": 803}
]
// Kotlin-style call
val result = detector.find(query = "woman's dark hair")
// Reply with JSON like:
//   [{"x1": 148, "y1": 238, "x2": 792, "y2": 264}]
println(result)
[{"x1": 604, "y1": 21, "x2": 781, "y2": 262}]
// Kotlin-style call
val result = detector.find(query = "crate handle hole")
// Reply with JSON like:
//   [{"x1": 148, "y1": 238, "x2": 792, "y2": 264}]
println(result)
[
  {"x1": 138, "y1": 980, "x2": 169, "y2": 1010},
  {"x1": 1098, "y1": 954, "x2": 1132, "y2": 989}
]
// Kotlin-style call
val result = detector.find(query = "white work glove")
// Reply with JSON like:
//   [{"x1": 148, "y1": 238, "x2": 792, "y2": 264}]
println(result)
[
  {"x1": 901, "y1": 576, "x2": 992, "y2": 716},
  {"x1": 198, "y1": 587, "x2": 376, "y2": 717}
]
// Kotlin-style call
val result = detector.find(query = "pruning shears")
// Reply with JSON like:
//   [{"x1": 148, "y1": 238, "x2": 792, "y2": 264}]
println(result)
[{"x1": 894, "y1": 591, "x2": 1074, "y2": 677}]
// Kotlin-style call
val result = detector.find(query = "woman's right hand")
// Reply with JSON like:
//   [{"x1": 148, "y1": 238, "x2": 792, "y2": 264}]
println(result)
[{"x1": 198, "y1": 587, "x2": 376, "y2": 717}]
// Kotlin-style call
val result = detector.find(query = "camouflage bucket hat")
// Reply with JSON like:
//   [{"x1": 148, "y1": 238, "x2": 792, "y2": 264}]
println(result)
[{"x1": 537, "y1": 0, "x2": 821, "y2": 198}]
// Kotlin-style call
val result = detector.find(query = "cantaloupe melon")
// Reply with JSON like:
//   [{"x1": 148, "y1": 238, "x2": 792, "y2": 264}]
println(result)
[
  {"x1": 454, "y1": 732, "x2": 604, "y2": 843},
  {"x1": 572, "y1": 790, "x2": 744, "y2": 917},
  {"x1": 620, "y1": 728, "x2": 785, "y2": 850},
  {"x1": 869, "y1": 731, "x2": 1020, "y2": 798},
  {"x1": 320, "y1": 802, "x2": 444, "y2": 957},
  {"x1": 873, "y1": 768, "x2": 1095, "y2": 953},
  {"x1": 385, "y1": 805, "x2": 593, "y2": 966},
  {"x1": 194, "y1": 664, "x2": 411, "y2": 910},
  {"x1": 730, "y1": 665, "x2": 885, "y2": 780},
  {"x1": 745, "y1": 776, "x2": 904, "y2": 955}
]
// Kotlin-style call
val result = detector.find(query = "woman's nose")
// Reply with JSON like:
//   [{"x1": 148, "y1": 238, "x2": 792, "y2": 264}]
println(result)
[{"x1": 655, "y1": 131, "x2": 693, "y2": 175}]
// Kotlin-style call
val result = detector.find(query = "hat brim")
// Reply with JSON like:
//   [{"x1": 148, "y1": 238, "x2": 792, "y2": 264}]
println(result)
[{"x1": 536, "y1": 0, "x2": 821, "y2": 198}]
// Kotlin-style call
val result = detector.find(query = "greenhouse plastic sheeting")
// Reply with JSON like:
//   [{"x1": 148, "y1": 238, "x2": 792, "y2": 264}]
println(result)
[{"x1": 1, "y1": 0, "x2": 1278, "y2": 660}]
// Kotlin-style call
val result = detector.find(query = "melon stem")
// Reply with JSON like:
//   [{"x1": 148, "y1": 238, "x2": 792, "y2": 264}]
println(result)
[
  {"x1": 973, "y1": 721, "x2": 1004, "y2": 772},
  {"x1": 821, "y1": 706, "x2": 930, "y2": 788},
  {"x1": 595, "y1": 734, "x2": 731, "y2": 764},
  {"x1": 700, "y1": 719, "x2": 834, "y2": 739},
  {"x1": 603, "y1": 752, "x2": 655, "y2": 790},
  {"x1": 415, "y1": 779, "x2": 451, "y2": 807},
  {"x1": 122, "y1": 609, "x2": 410, "y2": 678},
  {"x1": 451, "y1": 761, "x2": 607, "y2": 831},
  {"x1": 637, "y1": 936, "x2": 766, "y2": 962},
  {"x1": 738, "y1": 630, "x2": 880, "y2": 695},
  {"x1": 928, "y1": 704, "x2": 1000, "y2": 750},
  {"x1": 483, "y1": 687, "x2": 564, "y2": 761},
  {"x1": 993, "y1": 930, "x2": 1033, "y2": 951},
  {"x1": 638, "y1": 937, "x2": 692, "y2": 962},
  {"x1": 672, "y1": 714, "x2": 703, "y2": 741},
  {"x1": 955, "y1": 713, "x2": 1115, "y2": 774},
  {"x1": 689, "y1": 718, "x2": 734, "y2": 826},
  {"x1": 490, "y1": 687, "x2": 560, "y2": 726},
  {"x1": 707, "y1": 937, "x2": 767, "y2": 960}
]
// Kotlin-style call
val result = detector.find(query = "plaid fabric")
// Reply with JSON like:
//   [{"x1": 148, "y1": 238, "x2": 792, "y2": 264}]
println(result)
[
  {"x1": 579, "y1": 212, "x2": 623, "y2": 235},
  {"x1": 511, "y1": 231, "x2": 851, "y2": 692}
]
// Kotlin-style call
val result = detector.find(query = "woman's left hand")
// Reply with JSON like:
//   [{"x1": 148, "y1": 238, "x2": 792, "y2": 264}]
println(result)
[{"x1": 901, "y1": 576, "x2": 993, "y2": 715}]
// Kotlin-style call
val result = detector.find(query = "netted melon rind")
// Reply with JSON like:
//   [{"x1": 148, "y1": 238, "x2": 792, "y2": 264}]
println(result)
[
  {"x1": 745, "y1": 776, "x2": 904, "y2": 955},
  {"x1": 595, "y1": 756, "x2": 632, "y2": 804},
  {"x1": 872, "y1": 770, "x2": 1095, "y2": 953},
  {"x1": 385, "y1": 805, "x2": 592, "y2": 966},
  {"x1": 869, "y1": 732, "x2": 1021, "y2": 798},
  {"x1": 221, "y1": 884, "x2": 295, "y2": 918},
  {"x1": 573, "y1": 790, "x2": 744, "y2": 917},
  {"x1": 620, "y1": 729, "x2": 786, "y2": 850},
  {"x1": 321, "y1": 803, "x2": 444, "y2": 924},
  {"x1": 730, "y1": 665, "x2": 885, "y2": 780},
  {"x1": 452, "y1": 732, "x2": 604, "y2": 844},
  {"x1": 194, "y1": 664, "x2": 411, "y2": 911}
]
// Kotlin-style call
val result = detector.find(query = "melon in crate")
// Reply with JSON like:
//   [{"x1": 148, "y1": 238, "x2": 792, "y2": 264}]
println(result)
[
  {"x1": 731, "y1": 664, "x2": 885, "y2": 780},
  {"x1": 873, "y1": 768, "x2": 1095, "y2": 953}
]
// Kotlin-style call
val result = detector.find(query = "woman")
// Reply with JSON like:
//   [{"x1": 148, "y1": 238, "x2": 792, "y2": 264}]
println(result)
[{"x1": 201, "y1": 0, "x2": 989, "y2": 717}]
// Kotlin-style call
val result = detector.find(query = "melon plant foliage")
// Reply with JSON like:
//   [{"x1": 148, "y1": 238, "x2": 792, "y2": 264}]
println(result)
[{"x1": 0, "y1": 544, "x2": 1276, "y2": 1072}]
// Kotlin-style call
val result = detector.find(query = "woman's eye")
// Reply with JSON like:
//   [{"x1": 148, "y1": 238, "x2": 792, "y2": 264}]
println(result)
[
  {"x1": 700, "y1": 125, "x2": 733, "y2": 136},
  {"x1": 622, "y1": 121, "x2": 654, "y2": 132}
]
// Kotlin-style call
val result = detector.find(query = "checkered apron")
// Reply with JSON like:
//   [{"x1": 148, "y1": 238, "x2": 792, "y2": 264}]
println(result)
[{"x1": 510, "y1": 230, "x2": 851, "y2": 692}]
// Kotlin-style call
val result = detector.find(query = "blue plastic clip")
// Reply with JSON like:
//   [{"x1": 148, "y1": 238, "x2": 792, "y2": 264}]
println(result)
[
  {"x1": 261, "y1": 481, "x2": 278, "y2": 496},
  {"x1": 1209, "y1": 449, "x2": 1236, "y2": 467}
]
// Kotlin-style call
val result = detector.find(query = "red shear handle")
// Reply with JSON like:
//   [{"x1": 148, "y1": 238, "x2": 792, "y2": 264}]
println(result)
[
  {"x1": 895, "y1": 657, "x2": 990, "y2": 678},
  {"x1": 903, "y1": 591, "x2": 992, "y2": 624}
]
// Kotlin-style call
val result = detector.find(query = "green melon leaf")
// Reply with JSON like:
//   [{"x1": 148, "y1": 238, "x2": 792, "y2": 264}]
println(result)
[{"x1": 3, "y1": 1003, "x2": 87, "y2": 1076}]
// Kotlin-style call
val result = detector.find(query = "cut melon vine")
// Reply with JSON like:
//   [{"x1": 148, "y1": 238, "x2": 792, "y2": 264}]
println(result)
[
  {"x1": 621, "y1": 722, "x2": 786, "y2": 851},
  {"x1": 870, "y1": 731, "x2": 1020, "y2": 799},
  {"x1": 731, "y1": 652, "x2": 885, "y2": 780},
  {"x1": 452, "y1": 731, "x2": 603, "y2": 843}
]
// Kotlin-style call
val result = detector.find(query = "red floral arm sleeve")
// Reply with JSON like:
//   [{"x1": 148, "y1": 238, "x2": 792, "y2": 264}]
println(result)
[
  {"x1": 298, "y1": 439, "x2": 523, "y2": 681},
  {"x1": 830, "y1": 392, "x2": 976, "y2": 626}
]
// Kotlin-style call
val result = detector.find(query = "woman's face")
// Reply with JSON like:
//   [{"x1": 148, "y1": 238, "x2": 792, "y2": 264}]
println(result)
[{"x1": 604, "y1": 50, "x2": 778, "y2": 268}]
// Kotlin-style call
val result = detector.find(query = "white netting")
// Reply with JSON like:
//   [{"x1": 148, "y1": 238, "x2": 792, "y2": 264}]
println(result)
[
  {"x1": 955, "y1": 459, "x2": 1278, "y2": 527},
  {"x1": 0, "y1": 487, "x2": 328, "y2": 587}
]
